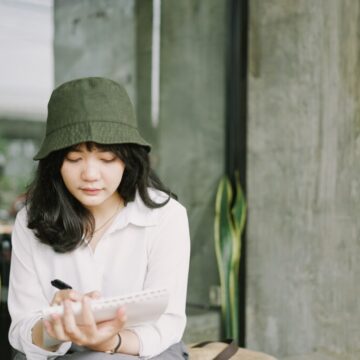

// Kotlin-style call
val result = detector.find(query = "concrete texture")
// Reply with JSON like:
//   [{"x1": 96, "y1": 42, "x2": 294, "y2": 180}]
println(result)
[
  {"x1": 247, "y1": 0, "x2": 360, "y2": 359},
  {"x1": 182, "y1": 308, "x2": 221, "y2": 344},
  {"x1": 152, "y1": 0, "x2": 227, "y2": 306},
  {"x1": 54, "y1": 0, "x2": 136, "y2": 102},
  {"x1": 54, "y1": 0, "x2": 227, "y2": 309}
]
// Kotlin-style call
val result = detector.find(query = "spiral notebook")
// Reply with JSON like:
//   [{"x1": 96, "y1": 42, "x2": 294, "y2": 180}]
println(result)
[{"x1": 42, "y1": 288, "x2": 169, "y2": 326}]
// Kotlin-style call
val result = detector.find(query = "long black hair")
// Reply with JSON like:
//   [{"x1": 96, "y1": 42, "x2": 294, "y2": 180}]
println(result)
[{"x1": 26, "y1": 142, "x2": 175, "y2": 253}]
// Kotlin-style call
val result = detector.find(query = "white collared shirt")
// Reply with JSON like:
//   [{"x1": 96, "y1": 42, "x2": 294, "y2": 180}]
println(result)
[{"x1": 8, "y1": 189, "x2": 190, "y2": 359}]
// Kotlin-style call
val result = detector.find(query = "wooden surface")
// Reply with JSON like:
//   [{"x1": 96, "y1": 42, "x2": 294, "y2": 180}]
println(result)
[{"x1": 188, "y1": 342, "x2": 277, "y2": 360}]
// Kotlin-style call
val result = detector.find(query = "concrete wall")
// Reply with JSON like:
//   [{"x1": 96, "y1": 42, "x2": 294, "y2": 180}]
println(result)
[
  {"x1": 247, "y1": 1, "x2": 360, "y2": 359},
  {"x1": 54, "y1": 0, "x2": 226, "y2": 308},
  {"x1": 152, "y1": 0, "x2": 226, "y2": 306},
  {"x1": 54, "y1": 0, "x2": 136, "y2": 101}
]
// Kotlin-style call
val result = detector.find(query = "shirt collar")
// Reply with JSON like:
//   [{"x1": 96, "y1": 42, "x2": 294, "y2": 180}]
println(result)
[{"x1": 109, "y1": 189, "x2": 166, "y2": 232}]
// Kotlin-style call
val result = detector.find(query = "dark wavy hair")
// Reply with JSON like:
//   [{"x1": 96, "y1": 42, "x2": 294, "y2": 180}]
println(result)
[{"x1": 26, "y1": 142, "x2": 175, "y2": 253}]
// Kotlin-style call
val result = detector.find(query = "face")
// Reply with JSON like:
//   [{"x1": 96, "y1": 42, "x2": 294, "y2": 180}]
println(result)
[{"x1": 60, "y1": 143, "x2": 125, "y2": 211}]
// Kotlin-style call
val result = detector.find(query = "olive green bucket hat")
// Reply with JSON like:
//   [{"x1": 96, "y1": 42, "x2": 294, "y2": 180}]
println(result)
[{"x1": 34, "y1": 77, "x2": 151, "y2": 160}]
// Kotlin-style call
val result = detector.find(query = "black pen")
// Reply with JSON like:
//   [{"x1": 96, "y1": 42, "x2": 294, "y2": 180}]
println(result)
[{"x1": 51, "y1": 279, "x2": 73, "y2": 290}]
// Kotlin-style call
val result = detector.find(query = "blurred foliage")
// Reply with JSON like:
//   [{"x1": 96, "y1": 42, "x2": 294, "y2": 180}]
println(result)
[
  {"x1": 0, "y1": 136, "x2": 34, "y2": 218},
  {"x1": 214, "y1": 171, "x2": 246, "y2": 343}
]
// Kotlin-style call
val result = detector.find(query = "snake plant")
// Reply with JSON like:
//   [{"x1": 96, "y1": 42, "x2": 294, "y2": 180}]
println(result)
[{"x1": 214, "y1": 171, "x2": 246, "y2": 342}]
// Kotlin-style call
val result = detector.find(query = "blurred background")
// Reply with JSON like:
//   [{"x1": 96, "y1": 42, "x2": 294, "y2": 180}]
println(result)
[{"x1": 0, "y1": 1, "x2": 359, "y2": 360}]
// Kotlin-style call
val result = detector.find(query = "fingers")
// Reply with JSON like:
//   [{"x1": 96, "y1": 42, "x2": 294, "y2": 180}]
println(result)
[
  {"x1": 79, "y1": 296, "x2": 97, "y2": 329},
  {"x1": 51, "y1": 289, "x2": 82, "y2": 306},
  {"x1": 62, "y1": 300, "x2": 87, "y2": 345},
  {"x1": 43, "y1": 314, "x2": 70, "y2": 342},
  {"x1": 86, "y1": 307, "x2": 127, "y2": 351},
  {"x1": 98, "y1": 307, "x2": 127, "y2": 330},
  {"x1": 86, "y1": 290, "x2": 101, "y2": 299},
  {"x1": 115, "y1": 307, "x2": 127, "y2": 324},
  {"x1": 45, "y1": 293, "x2": 125, "y2": 348},
  {"x1": 44, "y1": 299, "x2": 90, "y2": 345},
  {"x1": 42, "y1": 319, "x2": 55, "y2": 339},
  {"x1": 51, "y1": 289, "x2": 101, "y2": 306},
  {"x1": 65, "y1": 296, "x2": 111, "y2": 347},
  {"x1": 43, "y1": 301, "x2": 80, "y2": 343}
]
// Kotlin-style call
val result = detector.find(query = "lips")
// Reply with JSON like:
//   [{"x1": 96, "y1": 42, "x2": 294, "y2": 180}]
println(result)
[{"x1": 81, "y1": 188, "x2": 102, "y2": 195}]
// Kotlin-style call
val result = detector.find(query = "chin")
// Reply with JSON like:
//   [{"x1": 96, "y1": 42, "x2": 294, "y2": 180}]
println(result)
[{"x1": 78, "y1": 198, "x2": 104, "y2": 207}]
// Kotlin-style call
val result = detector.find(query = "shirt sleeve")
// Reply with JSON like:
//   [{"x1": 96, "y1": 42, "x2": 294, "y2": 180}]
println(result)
[
  {"x1": 8, "y1": 209, "x2": 71, "y2": 359},
  {"x1": 130, "y1": 201, "x2": 190, "y2": 358}
]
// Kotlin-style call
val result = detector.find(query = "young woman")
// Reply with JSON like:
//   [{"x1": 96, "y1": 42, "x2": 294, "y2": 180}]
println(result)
[{"x1": 8, "y1": 77, "x2": 190, "y2": 359}]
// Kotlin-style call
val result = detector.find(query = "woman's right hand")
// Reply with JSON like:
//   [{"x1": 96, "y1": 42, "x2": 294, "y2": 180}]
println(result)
[
  {"x1": 32, "y1": 290, "x2": 101, "y2": 351},
  {"x1": 50, "y1": 289, "x2": 101, "y2": 306},
  {"x1": 43, "y1": 296, "x2": 128, "y2": 353}
]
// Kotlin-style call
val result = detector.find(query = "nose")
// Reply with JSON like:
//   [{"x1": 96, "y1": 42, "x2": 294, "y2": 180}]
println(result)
[{"x1": 81, "y1": 160, "x2": 100, "y2": 182}]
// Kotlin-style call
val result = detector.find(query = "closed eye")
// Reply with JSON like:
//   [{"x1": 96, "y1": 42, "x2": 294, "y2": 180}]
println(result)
[
  {"x1": 65, "y1": 157, "x2": 82, "y2": 163},
  {"x1": 101, "y1": 158, "x2": 116, "y2": 163}
]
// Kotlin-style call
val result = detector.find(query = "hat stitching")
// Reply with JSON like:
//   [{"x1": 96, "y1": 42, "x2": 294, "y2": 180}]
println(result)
[{"x1": 46, "y1": 120, "x2": 138, "y2": 136}]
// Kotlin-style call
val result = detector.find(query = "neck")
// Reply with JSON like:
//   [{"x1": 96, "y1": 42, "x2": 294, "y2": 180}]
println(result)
[
  {"x1": 94, "y1": 205, "x2": 121, "y2": 234},
  {"x1": 88, "y1": 195, "x2": 124, "y2": 227}
]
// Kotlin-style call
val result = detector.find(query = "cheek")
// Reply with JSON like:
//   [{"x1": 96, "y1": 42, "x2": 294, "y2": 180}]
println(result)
[
  {"x1": 60, "y1": 165, "x2": 66, "y2": 183},
  {"x1": 115, "y1": 170, "x2": 125, "y2": 186},
  {"x1": 109, "y1": 165, "x2": 125, "y2": 187},
  {"x1": 60, "y1": 164, "x2": 73, "y2": 188}
]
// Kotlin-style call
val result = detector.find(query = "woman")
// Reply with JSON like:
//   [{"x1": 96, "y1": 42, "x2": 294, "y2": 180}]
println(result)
[{"x1": 8, "y1": 77, "x2": 190, "y2": 359}]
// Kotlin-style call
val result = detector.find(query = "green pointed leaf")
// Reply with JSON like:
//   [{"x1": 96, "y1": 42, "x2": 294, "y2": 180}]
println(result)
[
  {"x1": 214, "y1": 172, "x2": 247, "y2": 342},
  {"x1": 214, "y1": 176, "x2": 233, "y2": 336}
]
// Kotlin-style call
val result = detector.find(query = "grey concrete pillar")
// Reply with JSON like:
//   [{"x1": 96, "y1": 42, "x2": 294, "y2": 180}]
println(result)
[
  {"x1": 247, "y1": 0, "x2": 360, "y2": 358},
  {"x1": 156, "y1": 0, "x2": 227, "y2": 305}
]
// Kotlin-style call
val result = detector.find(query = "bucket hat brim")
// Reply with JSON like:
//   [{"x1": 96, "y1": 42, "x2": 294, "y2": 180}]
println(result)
[{"x1": 33, "y1": 120, "x2": 151, "y2": 160}]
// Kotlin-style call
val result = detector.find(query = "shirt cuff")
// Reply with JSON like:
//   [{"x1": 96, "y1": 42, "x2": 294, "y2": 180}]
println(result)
[
  {"x1": 19, "y1": 315, "x2": 71, "y2": 359},
  {"x1": 130, "y1": 325, "x2": 161, "y2": 359}
]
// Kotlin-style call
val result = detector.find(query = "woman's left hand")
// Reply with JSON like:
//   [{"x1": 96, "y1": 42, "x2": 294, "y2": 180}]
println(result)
[{"x1": 43, "y1": 295, "x2": 127, "y2": 351}]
